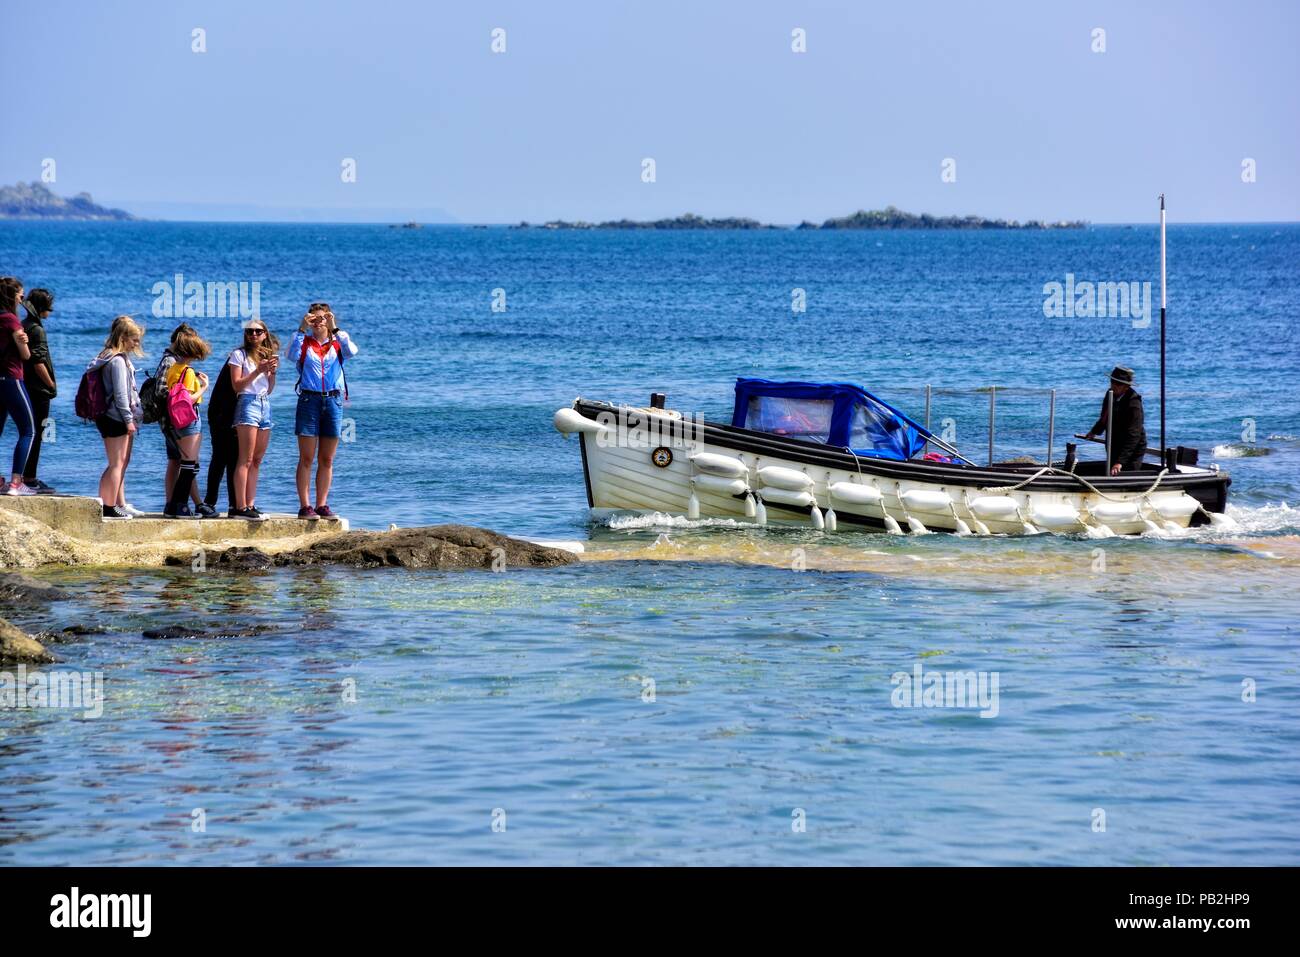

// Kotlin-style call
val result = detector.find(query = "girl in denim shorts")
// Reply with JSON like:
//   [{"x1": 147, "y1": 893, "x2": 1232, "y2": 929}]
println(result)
[{"x1": 228, "y1": 320, "x2": 279, "y2": 520}]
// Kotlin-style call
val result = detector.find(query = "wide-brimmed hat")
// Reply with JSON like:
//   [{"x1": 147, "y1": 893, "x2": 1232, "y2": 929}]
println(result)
[{"x1": 1109, "y1": 365, "x2": 1135, "y2": 385}]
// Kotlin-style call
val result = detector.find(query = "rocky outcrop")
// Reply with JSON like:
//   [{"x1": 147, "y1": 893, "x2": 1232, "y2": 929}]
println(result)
[
  {"x1": 173, "y1": 524, "x2": 579, "y2": 571},
  {"x1": 0, "y1": 617, "x2": 55, "y2": 664},
  {"x1": 0, "y1": 181, "x2": 135, "y2": 220},
  {"x1": 0, "y1": 507, "x2": 83, "y2": 568}
]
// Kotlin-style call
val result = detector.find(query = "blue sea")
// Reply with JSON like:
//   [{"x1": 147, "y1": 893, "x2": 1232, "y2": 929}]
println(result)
[{"x1": 1, "y1": 221, "x2": 1297, "y2": 865}]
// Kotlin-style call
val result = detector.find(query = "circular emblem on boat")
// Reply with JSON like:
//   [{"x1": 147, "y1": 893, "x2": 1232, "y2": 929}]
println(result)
[{"x1": 651, "y1": 446, "x2": 673, "y2": 468}]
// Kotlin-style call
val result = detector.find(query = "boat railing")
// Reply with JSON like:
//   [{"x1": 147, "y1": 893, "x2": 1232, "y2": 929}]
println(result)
[{"x1": 917, "y1": 383, "x2": 1113, "y2": 468}]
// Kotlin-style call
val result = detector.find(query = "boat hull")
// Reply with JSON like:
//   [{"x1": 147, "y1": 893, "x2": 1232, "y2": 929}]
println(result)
[{"x1": 558, "y1": 400, "x2": 1231, "y2": 536}]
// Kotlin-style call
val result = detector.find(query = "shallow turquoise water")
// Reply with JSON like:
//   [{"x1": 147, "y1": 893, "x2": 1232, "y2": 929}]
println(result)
[{"x1": 0, "y1": 223, "x2": 1297, "y2": 864}]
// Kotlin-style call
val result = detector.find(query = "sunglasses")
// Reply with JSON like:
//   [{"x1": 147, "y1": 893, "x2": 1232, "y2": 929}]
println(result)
[{"x1": 246, "y1": 328, "x2": 267, "y2": 336}]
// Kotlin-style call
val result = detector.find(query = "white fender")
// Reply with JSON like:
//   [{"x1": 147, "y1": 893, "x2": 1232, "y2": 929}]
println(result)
[
  {"x1": 828, "y1": 481, "x2": 883, "y2": 504},
  {"x1": 900, "y1": 489, "x2": 952, "y2": 512},
  {"x1": 691, "y1": 474, "x2": 748, "y2": 496},
  {"x1": 1207, "y1": 511, "x2": 1237, "y2": 529},
  {"x1": 1151, "y1": 495, "x2": 1199, "y2": 519},
  {"x1": 825, "y1": 507, "x2": 837, "y2": 532},
  {"x1": 1030, "y1": 502, "x2": 1082, "y2": 529},
  {"x1": 757, "y1": 466, "x2": 815, "y2": 491},
  {"x1": 686, "y1": 490, "x2": 699, "y2": 520},
  {"x1": 754, "y1": 498, "x2": 768, "y2": 526},
  {"x1": 948, "y1": 505, "x2": 972, "y2": 536},
  {"x1": 1089, "y1": 500, "x2": 1140, "y2": 523},
  {"x1": 810, "y1": 506, "x2": 824, "y2": 530},
  {"x1": 554, "y1": 407, "x2": 607, "y2": 436},
  {"x1": 1082, "y1": 522, "x2": 1114, "y2": 539},
  {"x1": 690, "y1": 452, "x2": 748, "y2": 479},
  {"x1": 906, "y1": 516, "x2": 930, "y2": 534},
  {"x1": 744, "y1": 492, "x2": 757, "y2": 518},
  {"x1": 969, "y1": 496, "x2": 1020, "y2": 520},
  {"x1": 758, "y1": 487, "x2": 816, "y2": 508},
  {"x1": 883, "y1": 513, "x2": 903, "y2": 535}
]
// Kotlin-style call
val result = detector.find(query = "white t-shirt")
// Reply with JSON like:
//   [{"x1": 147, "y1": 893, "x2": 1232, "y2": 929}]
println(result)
[{"x1": 229, "y1": 348, "x2": 271, "y2": 396}]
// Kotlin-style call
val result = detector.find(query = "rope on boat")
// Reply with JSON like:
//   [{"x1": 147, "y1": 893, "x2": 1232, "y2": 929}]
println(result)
[{"x1": 985, "y1": 466, "x2": 1169, "y2": 502}]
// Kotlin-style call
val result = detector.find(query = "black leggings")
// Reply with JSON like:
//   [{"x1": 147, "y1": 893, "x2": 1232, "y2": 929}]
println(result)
[
  {"x1": 205, "y1": 425, "x2": 238, "y2": 508},
  {"x1": 23, "y1": 392, "x2": 51, "y2": 481}
]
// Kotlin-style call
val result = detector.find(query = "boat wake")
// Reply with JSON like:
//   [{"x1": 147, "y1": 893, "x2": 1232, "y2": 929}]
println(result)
[
  {"x1": 604, "y1": 511, "x2": 750, "y2": 531},
  {"x1": 1212, "y1": 443, "x2": 1273, "y2": 458}
]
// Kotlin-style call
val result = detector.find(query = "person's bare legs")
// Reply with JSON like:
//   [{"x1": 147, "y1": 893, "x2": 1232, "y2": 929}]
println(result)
[
  {"x1": 315, "y1": 436, "x2": 339, "y2": 508},
  {"x1": 233, "y1": 424, "x2": 258, "y2": 510},
  {"x1": 116, "y1": 432, "x2": 134, "y2": 507},
  {"x1": 247, "y1": 429, "x2": 270, "y2": 509},
  {"x1": 99, "y1": 435, "x2": 129, "y2": 505},
  {"x1": 296, "y1": 436, "x2": 317, "y2": 508}
]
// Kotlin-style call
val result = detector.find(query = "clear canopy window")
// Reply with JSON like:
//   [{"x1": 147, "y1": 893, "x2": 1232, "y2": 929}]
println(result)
[{"x1": 744, "y1": 396, "x2": 834, "y2": 444}]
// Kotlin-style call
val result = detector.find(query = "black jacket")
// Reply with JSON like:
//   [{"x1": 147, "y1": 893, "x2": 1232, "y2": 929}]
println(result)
[
  {"x1": 21, "y1": 315, "x2": 56, "y2": 399},
  {"x1": 206, "y1": 360, "x2": 236, "y2": 430},
  {"x1": 1090, "y1": 389, "x2": 1147, "y2": 469}
]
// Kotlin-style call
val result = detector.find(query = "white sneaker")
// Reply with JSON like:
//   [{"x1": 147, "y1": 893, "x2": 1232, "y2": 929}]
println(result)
[
  {"x1": 4, "y1": 482, "x2": 37, "y2": 496},
  {"x1": 121, "y1": 502, "x2": 146, "y2": 516}
]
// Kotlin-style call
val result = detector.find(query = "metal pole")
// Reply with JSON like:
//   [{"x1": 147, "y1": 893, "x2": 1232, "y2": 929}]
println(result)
[
  {"x1": 988, "y1": 386, "x2": 996, "y2": 467},
  {"x1": 1105, "y1": 388, "x2": 1114, "y2": 472},
  {"x1": 1046, "y1": 389, "x2": 1056, "y2": 467},
  {"x1": 1159, "y1": 194, "x2": 1167, "y2": 461},
  {"x1": 923, "y1": 384, "x2": 931, "y2": 453}
]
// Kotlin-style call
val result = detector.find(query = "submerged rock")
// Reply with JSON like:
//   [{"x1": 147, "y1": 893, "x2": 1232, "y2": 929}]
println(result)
[
  {"x1": 0, "y1": 616, "x2": 55, "y2": 664},
  {"x1": 174, "y1": 524, "x2": 579, "y2": 571},
  {"x1": 0, "y1": 572, "x2": 71, "y2": 607},
  {"x1": 142, "y1": 623, "x2": 284, "y2": 641}
]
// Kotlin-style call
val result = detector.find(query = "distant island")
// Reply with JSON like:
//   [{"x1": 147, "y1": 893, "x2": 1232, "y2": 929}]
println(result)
[
  {"x1": 517, "y1": 206, "x2": 1085, "y2": 230},
  {"x1": 0, "y1": 181, "x2": 135, "y2": 220},
  {"x1": 516, "y1": 212, "x2": 779, "y2": 230}
]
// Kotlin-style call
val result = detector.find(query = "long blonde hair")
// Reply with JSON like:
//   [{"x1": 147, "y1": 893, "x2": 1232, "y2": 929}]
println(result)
[
  {"x1": 240, "y1": 320, "x2": 278, "y2": 363},
  {"x1": 102, "y1": 316, "x2": 145, "y2": 357}
]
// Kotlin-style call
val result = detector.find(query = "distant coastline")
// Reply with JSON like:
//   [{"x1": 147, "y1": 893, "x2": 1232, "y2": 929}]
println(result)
[
  {"x1": 0, "y1": 182, "x2": 134, "y2": 221},
  {"x1": 0, "y1": 184, "x2": 1093, "y2": 228},
  {"x1": 514, "y1": 206, "x2": 1087, "y2": 230}
]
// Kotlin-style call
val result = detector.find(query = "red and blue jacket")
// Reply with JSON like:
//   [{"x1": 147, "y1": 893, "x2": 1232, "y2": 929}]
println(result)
[{"x1": 289, "y1": 330, "x2": 358, "y2": 396}]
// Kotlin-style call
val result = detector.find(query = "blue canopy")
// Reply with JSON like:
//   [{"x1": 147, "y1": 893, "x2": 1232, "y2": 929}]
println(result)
[{"x1": 731, "y1": 378, "x2": 931, "y2": 460}]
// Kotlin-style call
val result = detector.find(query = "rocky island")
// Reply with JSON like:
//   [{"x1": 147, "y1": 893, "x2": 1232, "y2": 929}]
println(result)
[
  {"x1": 0, "y1": 181, "x2": 135, "y2": 220},
  {"x1": 517, "y1": 206, "x2": 1085, "y2": 230},
  {"x1": 516, "y1": 213, "x2": 778, "y2": 230}
]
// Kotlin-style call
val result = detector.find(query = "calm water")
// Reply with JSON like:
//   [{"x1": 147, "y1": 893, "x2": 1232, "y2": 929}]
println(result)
[{"x1": 1, "y1": 222, "x2": 1297, "y2": 864}]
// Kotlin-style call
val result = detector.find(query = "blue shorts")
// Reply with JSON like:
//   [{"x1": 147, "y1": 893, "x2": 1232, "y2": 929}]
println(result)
[
  {"x1": 234, "y1": 393, "x2": 273, "y2": 430},
  {"x1": 162, "y1": 419, "x2": 201, "y2": 459},
  {"x1": 295, "y1": 392, "x2": 343, "y2": 438}
]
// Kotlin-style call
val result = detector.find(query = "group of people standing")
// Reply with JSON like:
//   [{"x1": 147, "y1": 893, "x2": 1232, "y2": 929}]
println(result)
[{"x1": 0, "y1": 278, "x2": 358, "y2": 521}]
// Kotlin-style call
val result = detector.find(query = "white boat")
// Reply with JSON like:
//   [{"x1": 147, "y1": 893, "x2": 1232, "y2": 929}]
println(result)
[
  {"x1": 553, "y1": 378, "x2": 1232, "y2": 537},
  {"x1": 555, "y1": 197, "x2": 1233, "y2": 537}
]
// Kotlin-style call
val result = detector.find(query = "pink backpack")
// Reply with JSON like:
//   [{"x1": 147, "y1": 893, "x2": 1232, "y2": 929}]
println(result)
[{"x1": 168, "y1": 376, "x2": 198, "y2": 429}]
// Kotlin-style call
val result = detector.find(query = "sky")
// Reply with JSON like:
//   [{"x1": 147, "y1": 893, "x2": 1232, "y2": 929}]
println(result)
[{"x1": 2, "y1": 0, "x2": 1297, "y2": 223}]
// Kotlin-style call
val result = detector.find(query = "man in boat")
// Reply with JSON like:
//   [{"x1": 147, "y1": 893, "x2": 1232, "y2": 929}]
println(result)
[{"x1": 1085, "y1": 366, "x2": 1147, "y2": 475}]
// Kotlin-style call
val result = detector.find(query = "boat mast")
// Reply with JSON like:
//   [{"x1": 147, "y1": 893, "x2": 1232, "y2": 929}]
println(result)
[{"x1": 1159, "y1": 194, "x2": 1167, "y2": 461}]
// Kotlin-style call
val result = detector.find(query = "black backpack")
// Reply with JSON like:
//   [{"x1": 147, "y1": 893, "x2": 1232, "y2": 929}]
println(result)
[{"x1": 139, "y1": 353, "x2": 174, "y2": 425}]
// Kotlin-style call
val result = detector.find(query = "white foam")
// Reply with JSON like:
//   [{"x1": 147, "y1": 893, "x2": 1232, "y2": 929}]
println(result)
[{"x1": 605, "y1": 511, "x2": 748, "y2": 531}]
